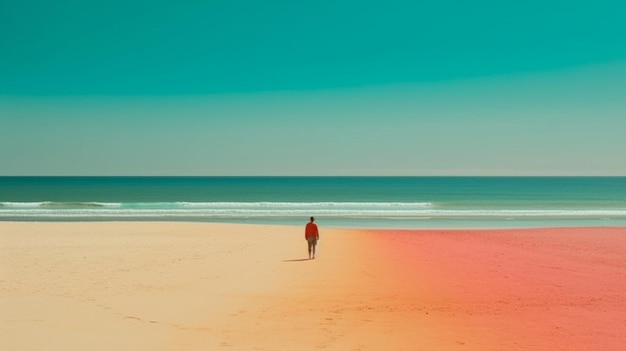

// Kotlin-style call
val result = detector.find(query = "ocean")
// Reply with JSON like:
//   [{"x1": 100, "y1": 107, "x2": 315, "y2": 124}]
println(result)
[{"x1": 1, "y1": 177, "x2": 625, "y2": 229}]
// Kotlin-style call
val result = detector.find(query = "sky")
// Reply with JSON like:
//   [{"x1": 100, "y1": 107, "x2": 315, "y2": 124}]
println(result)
[{"x1": 1, "y1": 0, "x2": 625, "y2": 176}]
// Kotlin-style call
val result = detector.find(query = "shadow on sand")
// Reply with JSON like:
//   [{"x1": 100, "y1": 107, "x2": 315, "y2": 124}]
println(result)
[{"x1": 282, "y1": 258, "x2": 311, "y2": 262}]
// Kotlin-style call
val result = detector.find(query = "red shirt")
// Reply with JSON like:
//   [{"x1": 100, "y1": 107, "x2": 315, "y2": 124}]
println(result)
[{"x1": 305, "y1": 222, "x2": 319, "y2": 239}]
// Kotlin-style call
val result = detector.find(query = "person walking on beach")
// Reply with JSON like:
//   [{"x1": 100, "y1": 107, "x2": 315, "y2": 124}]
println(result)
[{"x1": 305, "y1": 216, "x2": 320, "y2": 259}]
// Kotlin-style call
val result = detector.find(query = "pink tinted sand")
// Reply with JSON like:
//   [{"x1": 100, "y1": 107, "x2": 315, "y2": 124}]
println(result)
[
  {"x1": 356, "y1": 227, "x2": 626, "y2": 350},
  {"x1": 1, "y1": 222, "x2": 625, "y2": 350}
]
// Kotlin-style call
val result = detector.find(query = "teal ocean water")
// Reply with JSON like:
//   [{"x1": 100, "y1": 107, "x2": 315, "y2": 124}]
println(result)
[{"x1": 1, "y1": 177, "x2": 625, "y2": 229}]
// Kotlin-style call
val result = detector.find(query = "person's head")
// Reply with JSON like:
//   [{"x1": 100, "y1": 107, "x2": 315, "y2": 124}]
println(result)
[{"x1": 310, "y1": 216, "x2": 315, "y2": 222}]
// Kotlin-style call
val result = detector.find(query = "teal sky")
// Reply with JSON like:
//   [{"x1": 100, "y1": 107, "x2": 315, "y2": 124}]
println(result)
[{"x1": 1, "y1": 0, "x2": 625, "y2": 175}]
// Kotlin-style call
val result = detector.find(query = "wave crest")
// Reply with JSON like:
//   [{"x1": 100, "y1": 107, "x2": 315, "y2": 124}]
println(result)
[{"x1": 1, "y1": 201, "x2": 626, "y2": 219}]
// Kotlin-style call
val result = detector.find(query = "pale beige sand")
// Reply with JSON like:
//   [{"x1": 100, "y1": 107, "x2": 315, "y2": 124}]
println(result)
[{"x1": 1, "y1": 222, "x2": 625, "y2": 350}]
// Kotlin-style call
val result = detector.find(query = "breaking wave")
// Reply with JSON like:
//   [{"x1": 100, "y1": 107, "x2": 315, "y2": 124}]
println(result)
[{"x1": 1, "y1": 201, "x2": 625, "y2": 220}]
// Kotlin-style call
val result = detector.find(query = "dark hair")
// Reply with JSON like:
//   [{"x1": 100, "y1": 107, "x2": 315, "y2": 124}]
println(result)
[{"x1": 310, "y1": 216, "x2": 315, "y2": 222}]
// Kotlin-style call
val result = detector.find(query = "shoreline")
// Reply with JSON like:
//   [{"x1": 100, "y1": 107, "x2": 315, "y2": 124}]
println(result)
[
  {"x1": 3, "y1": 218, "x2": 626, "y2": 230},
  {"x1": 2, "y1": 222, "x2": 625, "y2": 350}
]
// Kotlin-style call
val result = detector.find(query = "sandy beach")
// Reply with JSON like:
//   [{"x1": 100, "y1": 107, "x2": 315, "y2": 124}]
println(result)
[{"x1": 1, "y1": 222, "x2": 624, "y2": 350}]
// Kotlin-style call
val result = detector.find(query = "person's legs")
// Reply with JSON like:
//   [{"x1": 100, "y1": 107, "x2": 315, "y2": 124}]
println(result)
[{"x1": 307, "y1": 239, "x2": 313, "y2": 259}]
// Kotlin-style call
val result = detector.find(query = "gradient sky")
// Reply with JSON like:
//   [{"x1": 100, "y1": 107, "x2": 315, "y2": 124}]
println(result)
[{"x1": 1, "y1": 0, "x2": 625, "y2": 175}]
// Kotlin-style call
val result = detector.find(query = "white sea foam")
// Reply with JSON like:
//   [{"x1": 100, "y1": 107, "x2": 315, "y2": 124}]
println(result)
[{"x1": 1, "y1": 201, "x2": 626, "y2": 219}]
